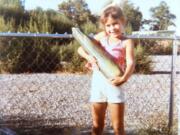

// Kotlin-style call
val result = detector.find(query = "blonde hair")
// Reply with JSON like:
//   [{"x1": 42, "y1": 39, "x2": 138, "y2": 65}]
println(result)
[{"x1": 100, "y1": 5, "x2": 126, "y2": 27}]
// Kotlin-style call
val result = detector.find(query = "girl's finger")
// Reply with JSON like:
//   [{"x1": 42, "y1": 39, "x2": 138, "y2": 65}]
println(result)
[{"x1": 109, "y1": 76, "x2": 115, "y2": 81}]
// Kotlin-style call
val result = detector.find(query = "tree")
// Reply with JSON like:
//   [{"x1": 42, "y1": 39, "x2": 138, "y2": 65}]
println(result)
[
  {"x1": 45, "y1": 9, "x2": 74, "y2": 33},
  {"x1": 0, "y1": 0, "x2": 24, "y2": 11},
  {"x1": 121, "y1": 1, "x2": 143, "y2": 32},
  {"x1": 149, "y1": 1, "x2": 176, "y2": 30},
  {"x1": 0, "y1": 0, "x2": 25, "y2": 25},
  {"x1": 58, "y1": 0, "x2": 93, "y2": 26}
]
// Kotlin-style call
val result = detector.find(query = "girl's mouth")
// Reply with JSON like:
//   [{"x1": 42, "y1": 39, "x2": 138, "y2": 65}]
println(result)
[
  {"x1": 110, "y1": 31, "x2": 117, "y2": 34},
  {"x1": 109, "y1": 31, "x2": 119, "y2": 36}
]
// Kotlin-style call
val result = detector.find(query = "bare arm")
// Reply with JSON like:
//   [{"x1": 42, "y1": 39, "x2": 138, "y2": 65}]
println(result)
[
  {"x1": 122, "y1": 39, "x2": 135, "y2": 81},
  {"x1": 77, "y1": 46, "x2": 93, "y2": 62}
]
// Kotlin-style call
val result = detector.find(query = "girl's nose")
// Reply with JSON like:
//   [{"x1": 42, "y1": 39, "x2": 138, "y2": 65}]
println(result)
[{"x1": 110, "y1": 25, "x2": 115, "y2": 31}]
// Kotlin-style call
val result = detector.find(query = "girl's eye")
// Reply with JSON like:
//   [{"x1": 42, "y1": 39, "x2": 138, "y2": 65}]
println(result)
[
  {"x1": 105, "y1": 22, "x2": 119, "y2": 27},
  {"x1": 113, "y1": 23, "x2": 118, "y2": 26}
]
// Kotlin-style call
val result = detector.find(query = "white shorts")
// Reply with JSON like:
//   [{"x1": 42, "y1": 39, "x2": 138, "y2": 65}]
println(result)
[{"x1": 90, "y1": 69, "x2": 125, "y2": 103}]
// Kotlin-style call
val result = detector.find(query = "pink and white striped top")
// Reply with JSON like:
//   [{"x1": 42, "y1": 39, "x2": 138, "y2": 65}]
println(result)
[{"x1": 99, "y1": 36, "x2": 126, "y2": 72}]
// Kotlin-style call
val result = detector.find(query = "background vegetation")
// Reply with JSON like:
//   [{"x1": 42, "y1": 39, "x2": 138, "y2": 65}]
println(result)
[{"x1": 0, "y1": 0, "x2": 176, "y2": 74}]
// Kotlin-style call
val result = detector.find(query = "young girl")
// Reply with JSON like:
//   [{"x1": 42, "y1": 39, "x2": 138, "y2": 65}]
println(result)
[{"x1": 77, "y1": 5, "x2": 135, "y2": 135}]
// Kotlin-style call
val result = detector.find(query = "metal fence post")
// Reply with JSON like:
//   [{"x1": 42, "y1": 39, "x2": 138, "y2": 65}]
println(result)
[
  {"x1": 176, "y1": 40, "x2": 180, "y2": 135},
  {"x1": 169, "y1": 34, "x2": 178, "y2": 131}
]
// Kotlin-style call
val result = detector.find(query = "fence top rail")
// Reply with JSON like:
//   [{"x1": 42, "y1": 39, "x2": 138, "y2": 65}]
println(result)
[
  {"x1": 126, "y1": 35, "x2": 180, "y2": 40},
  {"x1": 0, "y1": 32, "x2": 73, "y2": 38},
  {"x1": 0, "y1": 32, "x2": 179, "y2": 40}
]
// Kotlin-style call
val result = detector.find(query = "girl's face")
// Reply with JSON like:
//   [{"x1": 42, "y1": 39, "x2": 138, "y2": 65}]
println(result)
[{"x1": 104, "y1": 17, "x2": 124, "y2": 38}]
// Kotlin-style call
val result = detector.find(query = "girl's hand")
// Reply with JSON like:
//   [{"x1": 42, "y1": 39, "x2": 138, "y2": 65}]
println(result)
[
  {"x1": 87, "y1": 55, "x2": 97, "y2": 63},
  {"x1": 109, "y1": 76, "x2": 127, "y2": 86},
  {"x1": 85, "y1": 55, "x2": 99, "y2": 70}
]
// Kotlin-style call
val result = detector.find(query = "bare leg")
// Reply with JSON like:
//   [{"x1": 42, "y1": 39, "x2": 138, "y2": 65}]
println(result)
[
  {"x1": 91, "y1": 102, "x2": 107, "y2": 135},
  {"x1": 109, "y1": 103, "x2": 125, "y2": 135}
]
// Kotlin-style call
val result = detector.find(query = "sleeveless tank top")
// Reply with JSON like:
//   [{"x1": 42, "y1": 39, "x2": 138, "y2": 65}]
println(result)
[{"x1": 99, "y1": 36, "x2": 126, "y2": 72}]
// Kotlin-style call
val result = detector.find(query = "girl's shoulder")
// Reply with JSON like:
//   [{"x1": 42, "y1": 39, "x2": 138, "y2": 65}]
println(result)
[
  {"x1": 93, "y1": 31, "x2": 107, "y2": 42},
  {"x1": 122, "y1": 39, "x2": 134, "y2": 48}
]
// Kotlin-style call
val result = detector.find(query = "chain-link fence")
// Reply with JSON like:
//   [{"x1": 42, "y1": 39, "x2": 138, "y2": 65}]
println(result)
[{"x1": 0, "y1": 32, "x2": 179, "y2": 135}]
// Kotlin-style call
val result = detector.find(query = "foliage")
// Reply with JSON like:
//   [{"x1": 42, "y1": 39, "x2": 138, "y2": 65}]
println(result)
[
  {"x1": 0, "y1": 9, "x2": 67, "y2": 73},
  {"x1": 125, "y1": 23, "x2": 133, "y2": 34},
  {"x1": 143, "y1": 1, "x2": 176, "y2": 30},
  {"x1": 139, "y1": 39, "x2": 172, "y2": 55},
  {"x1": 81, "y1": 21, "x2": 98, "y2": 35},
  {"x1": 0, "y1": 1, "x2": 75, "y2": 73},
  {"x1": 0, "y1": 16, "x2": 16, "y2": 32},
  {"x1": 58, "y1": 0, "x2": 95, "y2": 26},
  {"x1": 1, "y1": 41, "x2": 61, "y2": 73},
  {"x1": 0, "y1": 1, "x2": 152, "y2": 74},
  {"x1": 0, "y1": 0, "x2": 24, "y2": 9},
  {"x1": 2, "y1": 39, "x2": 61, "y2": 73},
  {"x1": 134, "y1": 44, "x2": 152, "y2": 74},
  {"x1": 0, "y1": 0, "x2": 25, "y2": 25},
  {"x1": 59, "y1": 41, "x2": 86, "y2": 73},
  {"x1": 122, "y1": 1, "x2": 143, "y2": 31},
  {"x1": 46, "y1": 10, "x2": 73, "y2": 33}
]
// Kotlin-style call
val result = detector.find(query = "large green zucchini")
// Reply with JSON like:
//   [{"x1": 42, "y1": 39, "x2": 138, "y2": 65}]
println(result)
[{"x1": 72, "y1": 27, "x2": 123, "y2": 78}]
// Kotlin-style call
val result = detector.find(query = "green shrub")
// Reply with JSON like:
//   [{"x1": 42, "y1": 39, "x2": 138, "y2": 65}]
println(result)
[
  {"x1": 0, "y1": 6, "x2": 153, "y2": 74},
  {"x1": 81, "y1": 21, "x2": 98, "y2": 35},
  {"x1": 139, "y1": 39, "x2": 172, "y2": 55},
  {"x1": 46, "y1": 9, "x2": 74, "y2": 33},
  {"x1": 134, "y1": 44, "x2": 152, "y2": 74},
  {"x1": 0, "y1": 16, "x2": 15, "y2": 31},
  {"x1": 125, "y1": 23, "x2": 133, "y2": 34},
  {"x1": 0, "y1": 7, "x2": 74, "y2": 74},
  {"x1": 59, "y1": 41, "x2": 86, "y2": 73},
  {"x1": 0, "y1": 38, "x2": 61, "y2": 73}
]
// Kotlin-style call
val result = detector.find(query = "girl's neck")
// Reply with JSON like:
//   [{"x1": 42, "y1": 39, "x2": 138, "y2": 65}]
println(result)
[{"x1": 108, "y1": 35, "x2": 122, "y2": 45}]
